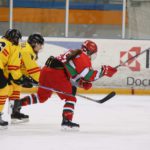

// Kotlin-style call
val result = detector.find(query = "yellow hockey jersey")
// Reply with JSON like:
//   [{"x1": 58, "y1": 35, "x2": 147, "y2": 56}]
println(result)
[
  {"x1": 0, "y1": 38, "x2": 22, "y2": 80},
  {"x1": 20, "y1": 42, "x2": 41, "y2": 82}
]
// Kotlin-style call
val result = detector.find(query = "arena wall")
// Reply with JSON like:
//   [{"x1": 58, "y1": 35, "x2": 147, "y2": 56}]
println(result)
[
  {"x1": 22, "y1": 37, "x2": 150, "y2": 95},
  {"x1": 0, "y1": 7, "x2": 122, "y2": 25}
]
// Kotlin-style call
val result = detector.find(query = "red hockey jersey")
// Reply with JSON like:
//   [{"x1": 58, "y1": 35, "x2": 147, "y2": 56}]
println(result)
[{"x1": 57, "y1": 49, "x2": 103, "y2": 82}]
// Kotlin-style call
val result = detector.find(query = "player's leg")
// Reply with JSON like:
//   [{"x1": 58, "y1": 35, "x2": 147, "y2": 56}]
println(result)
[
  {"x1": 12, "y1": 88, "x2": 52, "y2": 108},
  {"x1": 9, "y1": 83, "x2": 29, "y2": 124},
  {"x1": 56, "y1": 76, "x2": 79, "y2": 129},
  {"x1": 11, "y1": 66, "x2": 54, "y2": 108},
  {"x1": 0, "y1": 85, "x2": 9, "y2": 129},
  {"x1": 59, "y1": 91, "x2": 79, "y2": 129}
]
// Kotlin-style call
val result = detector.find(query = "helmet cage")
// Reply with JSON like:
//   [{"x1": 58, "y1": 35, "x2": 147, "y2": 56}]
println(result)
[{"x1": 82, "y1": 40, "x2": 97, "y2": 56}]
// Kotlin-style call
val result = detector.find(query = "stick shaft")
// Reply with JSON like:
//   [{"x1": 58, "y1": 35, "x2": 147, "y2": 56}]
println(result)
[
  {"x1": 115, "y1": 47, "x2": 150, "y2": 69},
  {"x1": 37, "y1": 84, "x2": 113, "y2": 103}
]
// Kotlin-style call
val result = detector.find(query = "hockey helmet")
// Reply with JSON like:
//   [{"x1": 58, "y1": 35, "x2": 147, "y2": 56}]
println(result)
[
  {"x1": 81, "y1": 40, "x2": 97, "y2": 56},
  {"x1": 3, "y1": 29, "x2": 22, "y2": 45},
  {"x1": 27, "y1": 33, "x2": 44, "y2": 48}
]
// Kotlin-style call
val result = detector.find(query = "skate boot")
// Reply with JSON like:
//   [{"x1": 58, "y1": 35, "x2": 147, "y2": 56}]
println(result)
[
  {"x1": 61, "y1": 119, "x2": 80, "y2": 131},
  {"x1": 11, "y1": 100, "x2": 29, "y2": 124},
  {"x1": 0, "y1": 113, "x2": 8, "y2": 129},
  {"x1": 11, "y1": 111, "x2": 29, "y2": 124}
]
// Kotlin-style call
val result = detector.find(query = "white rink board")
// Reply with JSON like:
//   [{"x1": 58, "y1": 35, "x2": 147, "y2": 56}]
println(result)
[{"x1": 25, "y1": 37, "x2": 150, "y2": 89}]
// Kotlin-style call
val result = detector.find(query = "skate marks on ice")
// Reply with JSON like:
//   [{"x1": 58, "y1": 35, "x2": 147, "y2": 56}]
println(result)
[
  {"x1": 1, "y1": 94, "x2": 150, "y2": 137},
  {"x1": 1, "y1": 121, "x2": 150, "y2": 150},
  {"x1": 1, "y1": 94, "x2": 150, "y2": 150},
  {"x1": 0, "y1": 123, "x2": 62, "y2": 136}
]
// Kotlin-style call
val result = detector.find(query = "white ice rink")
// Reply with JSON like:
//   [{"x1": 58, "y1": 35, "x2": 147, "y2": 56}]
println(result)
[{"x1": 1, "y1": 94, "x2": 150, "y2": 150}]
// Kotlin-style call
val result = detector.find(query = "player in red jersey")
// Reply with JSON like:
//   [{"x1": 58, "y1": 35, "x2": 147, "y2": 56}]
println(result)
[{"x1": 16, "y1": 40, "x2": 117, "y2": 130}]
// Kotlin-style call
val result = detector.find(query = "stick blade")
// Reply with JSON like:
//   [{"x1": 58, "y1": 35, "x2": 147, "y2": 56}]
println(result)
[{"x1": 98, "y1": 91, "x2": 116, "y2": 104}]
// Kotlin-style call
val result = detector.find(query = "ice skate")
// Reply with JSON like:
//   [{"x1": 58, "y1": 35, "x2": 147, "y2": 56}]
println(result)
[
  {"x1": 0, "y1": 113, "x2": 8, "y2": 129},
  {"x1": 61, "y1": 119, "x2": 80, "y2": 131},
  {"x1": 10, "y1": 100, "x2": 29, "y2": 124},
  {"x1": 11, "y1": 111, "x2": 29, "y2": 124}
]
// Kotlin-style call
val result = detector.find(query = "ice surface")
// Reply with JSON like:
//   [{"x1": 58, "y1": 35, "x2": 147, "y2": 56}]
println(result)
[{"x1": 1, "y1": 94, "x2": 150, "y2": 150}]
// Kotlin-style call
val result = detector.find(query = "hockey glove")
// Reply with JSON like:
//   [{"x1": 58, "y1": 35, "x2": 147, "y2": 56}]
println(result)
[
  {"x1": 78, "y1": 78, "x2": 92, "y2": 90},
  {"x1": 0, "y1": 69, "x2": 8, "y2": 88},
  {"x1": 9, "y1": 74, "x2": 38, "y2": 87},
  {"x1": 22, "y1": 76, "x2": 38, "y2": 88},
  {"x1": 11, "y1": 75, "x2": 25, "y2": 85},
  {"x1": 101, "y1": 65, "x2": 117, "y2": 77},
  {"x1": 45, "y1": 56, "x2": 55, "y2": 67}
]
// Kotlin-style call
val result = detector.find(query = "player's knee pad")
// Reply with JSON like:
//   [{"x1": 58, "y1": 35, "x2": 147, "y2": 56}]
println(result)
[{"x1": 38, "y1": 96, "x2": 48, "y2": 103}]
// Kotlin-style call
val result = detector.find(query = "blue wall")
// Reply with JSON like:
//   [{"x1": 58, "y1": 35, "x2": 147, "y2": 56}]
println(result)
[{"x1": 7, "y1": 0, "x2": 122, "y2": 10}]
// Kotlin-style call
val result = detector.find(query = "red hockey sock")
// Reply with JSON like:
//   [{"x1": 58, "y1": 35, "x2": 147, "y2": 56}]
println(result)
[
  {"x1": 21, "y1": 94, "x2": 38, "y2": 106},
  {"x1": 62, "y1": 100, "x2": 76, "y2": 120}
]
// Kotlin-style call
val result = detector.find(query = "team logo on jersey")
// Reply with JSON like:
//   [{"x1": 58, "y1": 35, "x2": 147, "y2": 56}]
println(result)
[{"x1": 120, "y1": 47, "x2": 141, "y2": 71}]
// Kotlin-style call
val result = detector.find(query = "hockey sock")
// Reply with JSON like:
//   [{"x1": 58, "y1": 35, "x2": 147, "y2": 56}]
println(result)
[
  {"x1": 63, "y1": 100, "x2": 76, "y2": 120},
  {"x1": 21, "y1": 94, "x2": 39, "y2": 106}
]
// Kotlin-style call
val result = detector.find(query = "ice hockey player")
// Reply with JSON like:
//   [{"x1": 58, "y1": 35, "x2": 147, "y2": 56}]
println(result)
[
  {"x1": 9, "y1": 33, "x2": 44, "y2": 124},
  {"x1": 15, "y1": 40, "x2": 117, "y2": 130},
  {"x1": 0, "y1": 29, "x2": 23, "y2": 129}
]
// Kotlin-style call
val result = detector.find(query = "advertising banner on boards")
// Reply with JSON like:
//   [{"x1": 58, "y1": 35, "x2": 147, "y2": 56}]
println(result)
[{"x1": 36, "y1": 37, "x2": 150, "y2": 90}]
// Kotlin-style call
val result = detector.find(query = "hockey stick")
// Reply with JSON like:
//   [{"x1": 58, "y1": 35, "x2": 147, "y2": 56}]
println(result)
[
  {"x1": 35, "y1": 84, "x2": 115, "y2": 104},
  {"x1": 77, "y1": 91, "x2": 116, "y2": 103},
  {"x1": 88, "y1": 47, "x2": 149, "y2": 101},
  {"x1": 115, "y1": 47, "x2": 150, "y2": 69},
  {"x1": 93, "y1": 47, "x2": 150, "y2": 83},
  {"x1": 31, "y1": 48, "x2": 148, "y2": 104}
]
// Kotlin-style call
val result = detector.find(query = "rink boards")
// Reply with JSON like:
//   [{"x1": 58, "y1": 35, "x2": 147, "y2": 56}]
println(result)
[
  {"x1": 22, "y1": 37, "x2": 150, "y2": 95},
  {"x1": 22, "y1": 87, "x2": 150, "y2": 95}
]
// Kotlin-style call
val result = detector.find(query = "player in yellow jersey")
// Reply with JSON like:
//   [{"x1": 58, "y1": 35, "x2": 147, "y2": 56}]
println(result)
[
  {"x1": 9, "y1": 33, "x2": 44, "y2": 124},
  {"x1": 0, "y1": 29, "x2": 23, "y2": 129}
]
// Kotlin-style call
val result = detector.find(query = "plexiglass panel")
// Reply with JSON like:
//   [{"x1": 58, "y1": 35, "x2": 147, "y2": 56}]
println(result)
[
  {"x1": 68, "y1": 0, "x2": 123, "y2": 38},
  {"x1": 12, "y1": 0, "x2": 66, "y2": 37},
  {"x1": 0, "y1": 0, "x2": 9, "y2": 35}
]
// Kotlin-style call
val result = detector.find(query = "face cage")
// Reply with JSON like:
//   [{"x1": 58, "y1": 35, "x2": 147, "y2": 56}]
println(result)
[
  {"x1": 86, "y1": 49, "x2": 97, "y2": 61},
  {"x1": 86, "y1": 49, "x2": 95, "y2": 56},
  {"x1": 90, "y1": 52, "x2": 97, "y2": 61}
]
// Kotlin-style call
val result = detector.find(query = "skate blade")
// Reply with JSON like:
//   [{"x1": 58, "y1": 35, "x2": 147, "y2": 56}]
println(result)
[
  {"x1": 11, "y1": 118, "x2": 29, "y2": 124},
  {"x1": 0, "y1": 125, "x2": 8, "y2": 130},
  {"x1": 61, "y1": 126, "x2": 79, "y2": 132}
]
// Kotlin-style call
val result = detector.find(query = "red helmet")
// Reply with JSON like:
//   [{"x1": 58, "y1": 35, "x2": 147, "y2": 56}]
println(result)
[{"x1": 81, "y1": 40, "x2": 97, "y2": 55}]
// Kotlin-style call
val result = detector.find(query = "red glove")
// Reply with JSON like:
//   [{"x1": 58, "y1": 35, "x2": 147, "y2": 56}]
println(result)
[
  {"x1": 102, "y1": 65, "x2": 117, "y2": 77},
  {"x1": 78, "y1": 78, "x2": 92, "y2": 90}
]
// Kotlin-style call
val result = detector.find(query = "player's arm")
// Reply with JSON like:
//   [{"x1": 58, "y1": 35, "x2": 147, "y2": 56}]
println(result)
[
  {"x1": 21, "y1": 50, "x2": 40, "y2": 82},
  {"x1": 7, "y1": 46, "x2": 23, "y2": 82},
  {"x1": 74, "y1": 66, "x2": 117, "y2": 90},
  {"x1": 0, "y1": 41, "x2": 10, "y2": 69},
  {"x1": 66, "y1": 49, "x2": 82, "y2": 62},
  {"x1": 82, "y1": 66, "x2": 117, "y2": 82}
]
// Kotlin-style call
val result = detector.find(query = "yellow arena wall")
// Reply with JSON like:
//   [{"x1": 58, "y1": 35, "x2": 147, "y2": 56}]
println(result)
[
  {"x1": 0, "y1": 7, "x2": 123, "y2": 25},
  {"x1": 21, "y1": 87, "x2": 150, "y2": 95}
]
